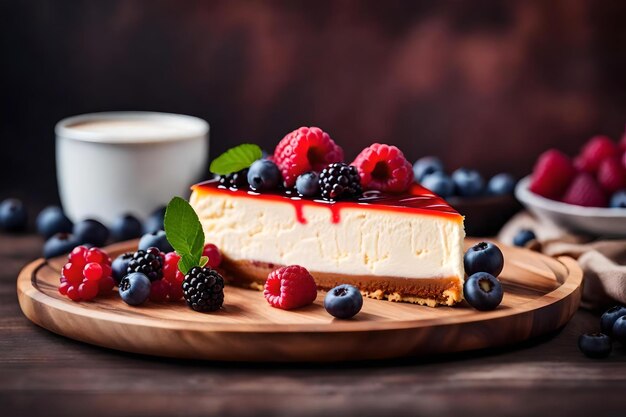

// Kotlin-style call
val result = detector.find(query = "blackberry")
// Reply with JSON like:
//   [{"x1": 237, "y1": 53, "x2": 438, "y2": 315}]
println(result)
[
  {"x1": 182, "y1": 267, "x2": 224, "y2": 312},
  {"x1": 219, "y1": 168, "x2": 249, "y2": 188},
  {"x1": 319, "y1": 163, "x2": 362, "y2": 201},
  {"x1": 126, "y1": 247, "x2": 163, "y2": 281}
]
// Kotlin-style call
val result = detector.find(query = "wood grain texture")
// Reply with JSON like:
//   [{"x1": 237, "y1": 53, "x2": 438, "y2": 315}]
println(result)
[{"x1": 16, "y1": 239, "x2": 582, "y2": 362}]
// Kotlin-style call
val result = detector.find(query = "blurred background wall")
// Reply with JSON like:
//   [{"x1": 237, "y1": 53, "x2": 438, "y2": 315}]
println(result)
[{"x1": 2, "y1": 0, "x2": 626, "y2": 209}]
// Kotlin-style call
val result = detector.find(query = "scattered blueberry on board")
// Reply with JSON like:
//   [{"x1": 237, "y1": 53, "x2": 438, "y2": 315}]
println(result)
[
  {"x1": 73, "y1": 219, "x2": 110, "y2": 247},
  {"x1": 413, "y1": 156, "x2": 444, "y2": 182},
  {"x1": 247, "y1": 159, "x2": 281, "y2": 191},
  {"x1": 513, "y1": 229, "x2": 536, "y2": 247},
  {"x1": 578, "y1": 333, "x2": 612, "y2": 359},
  {"x1": 613, "y1": 316, "x2": 626, "y2": 345},
  {"x1": 296, "y1": 172, "x2": 321, "y2": 197},
  {"x1": 452, "y1": 168, "x2": 485, "y2": 198},
  {"x1": 36, "y1": 206, "x2": 73, "y2": 239},
  {"x1": 600, "y1": 305, "x2": 626, "y2": 336},
  {"x1": 464, "y1": 241, "x2": 504, "y2": 277},
  {"x1": 324, "y1": 284, "x2": 363, "y2": 319},
  {"x1": 43, "y1": 232, "x2": 81, "y2": 258},
  {"x1": 0, "y1": 198, "x2": 28, "y2": 232},
  {"x1": 143, "y1": 206, "x2": 166, "y2": 234},
  {"x1": 119, "y1": 272, "x2": 152, "y2": 306},
  {"x1": 421, "y1": 173, "x2": 455, "y2": 198},
  {"x1": 110, "y1": 213, "x2": 143, "y2": 242},
  {"x1": 463, "y1": 272, "x2": 503, "y2": 311},
  {"x1": 111, "y1": 252, "x2": 134, "y2": 285},
  {"x1": 487, "y1": 173, "x2": 516, "y2": 196},
  {"x1": 138, "y1": 230, "x2": 174, "y2": 252}
]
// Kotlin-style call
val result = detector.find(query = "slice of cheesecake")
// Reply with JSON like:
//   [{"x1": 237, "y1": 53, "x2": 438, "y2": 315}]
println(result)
[{"x1": 190, "y1": 180, "x2": 465, "y2": 306}]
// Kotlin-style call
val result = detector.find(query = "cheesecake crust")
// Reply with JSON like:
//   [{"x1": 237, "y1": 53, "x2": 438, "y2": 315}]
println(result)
[{"x1": 221, "y1": 258, "x2": 463, "y2": 307}]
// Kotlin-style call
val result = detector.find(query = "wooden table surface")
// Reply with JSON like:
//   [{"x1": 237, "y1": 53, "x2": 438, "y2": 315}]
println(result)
[{"x1": 1, "y1": 234, "x2": 625, "y2": 417}]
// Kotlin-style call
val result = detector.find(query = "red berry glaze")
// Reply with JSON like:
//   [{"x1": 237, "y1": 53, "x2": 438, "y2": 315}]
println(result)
[
  {"x1": 352, "y1": 143, "x2": 414, "y2": 193},
  {"x1": 562, "y1": 173, "x2": 608, "y2": 207},
  {"x1": 273, "y1": 127, "x2": 344, "y2": 187},
  {"x1": 576, "y1": 135, "x2": 619, "y2": 173},
  {"x1": 202, "y1": 243, "x2": 222, "y2": 268},
  {"x1": 597, "y1": 157, "x2": 626, "y2": 194},
  {"x1": 83, "y1": 262, "x2": 103, "y2": 281},
  {"x1": 529, "y1": 149, "x2": 577, "y2": 199},
  {"x1": 264, "y1": 265, "x2": 317, "y2": 310}
]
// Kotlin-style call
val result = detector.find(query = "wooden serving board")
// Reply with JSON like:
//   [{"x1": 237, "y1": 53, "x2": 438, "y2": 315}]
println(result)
[{"x1": 17, "y1": 239, "x2": 582, "y2": 362}]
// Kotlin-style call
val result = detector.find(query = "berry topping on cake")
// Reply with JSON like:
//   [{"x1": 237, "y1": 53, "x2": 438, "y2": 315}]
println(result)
[
  {"x1": 319, "y1": 163, "x2": 362, "y2": 201},
  {"x1": 182, "y1": 267, "x2": 225, "y2": 312},
  {"x1": 575, "y1": 135, "x2": 619, "y2": 173},
  {"x1": 529, "y1": 149, "x2": 577, "y2": 199},
  {"x1": 562, "y1": 172, "x2": 607, "y2": 207},
  {"x1": 247, "y1": 159, "x2": 282, "y2": 191},
  {"x1": 273, "y1": 127, "x2": 344, "y2": 188},
  {"x1": 352, "y1": 143, "x2": 413, "y2": 193},
  {"x1": 295, "y1": 171, "x2": 321, "y2": 197},
  {"x1": 219, "y1": 168, "x2": 250, "y2": 188},
  {"x1": 264, "y1": 265, "x2": 317, "y2": 310},
  {"x1": 126, "y1": 247, "x2": 164, "y2": 281},
  {"x1": 597, "y1": 157, "x2": 626, "y2": 194},
  {"x1": 324, "y1": 284, "x2": 363, "y2": 319}
]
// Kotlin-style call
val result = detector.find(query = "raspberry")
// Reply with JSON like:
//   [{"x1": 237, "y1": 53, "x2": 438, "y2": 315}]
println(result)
[
  {"x1": 352, "y1": 143, "x2": 414, "y2": 193},
  {"x1": 529, "y1": 149, "x2": 577, "y2": 199},
  {"x1": 182, "y1": 267, "x2": 225, "y2": 312},
  {"x1": 319, "y1": 163, "x2": 362, "y2": 201},
  {"x1": 562, "y1": 173, "x2": 608, "y2": 207},
  {"x1": 150, "y1": 279, "x2": 170, "y2": 302},
  {"x1": 66, "y1": 285, "x2": 80, "y2": 301},
  {"x1": 62, "y1": 263, "x2": 83, "y2": 286},
  {"x1": 69, "y1": 246, "x2": 89, "y2": 267},
  {"x1": 58, "y1": 281, "x2": 70, "y2": 296},
  {"x1": 83, "y1": 262, "x2": 103, "y2": 281},
  {"x1": 85, "y1": 247, "x2": 110, "y2": 265},
  {"x1": 597, "y1": 157, "x2": 626, "y2": 193},
  {"x1": 273, "y1": 127, "x2": 344, "y2": 187},
  {"x1": 202, "y1": 243, "x2": 222, "y2": 268},
  {"x1": 78, "y1": 280, "x2": 99, "y2": 301},
  {"x1": 163, "y1": 252, "x2": 184, "y2": 283},
  {"x1": 575, "y1": 135, "x2": 619, "y2": 173},
  {"x1": 263, "y1": 265, "x2": 317, "y2": 310}
]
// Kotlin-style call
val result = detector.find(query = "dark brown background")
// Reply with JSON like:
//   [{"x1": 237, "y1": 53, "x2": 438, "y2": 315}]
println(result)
[{"x1": 2, "y1": 0, "x2": 626, "y2": 210}]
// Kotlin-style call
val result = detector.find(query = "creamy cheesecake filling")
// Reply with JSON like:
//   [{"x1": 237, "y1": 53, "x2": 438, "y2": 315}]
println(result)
[{"x1": 190, "y1": 189, "x2": 465, "y2": 282}]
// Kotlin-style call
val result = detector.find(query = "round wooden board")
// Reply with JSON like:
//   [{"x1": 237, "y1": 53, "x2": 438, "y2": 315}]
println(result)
[{"x1": 17, "y1": 239, "x2": 583, "y2": 362}]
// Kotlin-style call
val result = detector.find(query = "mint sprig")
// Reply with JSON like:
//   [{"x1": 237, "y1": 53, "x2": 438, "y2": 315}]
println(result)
[
  {"x1": 209, "y1": 143, "x2": 262, "y2": 175},
  {"x1": 164, "y1": 197, "x2": 208, "y2": 275}
]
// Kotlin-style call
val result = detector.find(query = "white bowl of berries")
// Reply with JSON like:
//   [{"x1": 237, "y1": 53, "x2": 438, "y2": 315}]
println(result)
[{"x1": 515, "y1": 134, "x2": 626, "y2": 237}]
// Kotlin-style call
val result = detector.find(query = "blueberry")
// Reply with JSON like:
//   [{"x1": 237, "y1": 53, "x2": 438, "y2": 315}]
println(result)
[
  {"x1": 513, "y1": 229, "x2": 536, "y2": 247},
  {"x1": 43, "y1": 233, "x2": 80, "y2": 259},
  {"x1": 138, "y1": 230, "x2": 173, "y2": 252},
  {"x1": 413, "y1": 157, "x2": 444, "y2": 182},
  {"x1": 601, "y1": 305, "x2": 626, "y2": 336},
  {"x1": 464, "y1": 272, "x2": 503, "y2": 311},
  {"x1": 487, "y1": 173, "x2": 516, "y2": 196},
  {"x1": 247, "y1": 159, "x2": 281, "y2": 191},
  {"x1": 613, "y1": 316, "x2": 626, "y2": 345},
  {"x1": 36, "y1": 206, "x2": 73, "y2": 239},
  {"x1": 609, "y1": 190, "x2": 626, "y2": 208},
  {"x1": 111, "y1": 213, "x2": 143, "y2": 241},
  {"x1": 451, "y1": 168, "x2": 484, "y2": 197},
  {"x1": 111, "y1": 252, "x2": 133, "y2": 284},
  {"x1": 578, "y1": 333, "x2": 612, "y2": 358},
  {"x1": 420, "y1": 172, "x2": 455, "y2": 198},
  {"x1": 324, "y1": 284, "x2": 363, "y2": 319},
  {"x1": 119, "y1": 272, "x2": 151, "y2": 306},
  {"x1": 143, "y1": 206, "x2": 166, "y2": 234},
  {"x1": 464, "y1": 241, "x2": 504, "y2": 277},
  {"x1": 295, "y1": 172, "x2": 320, "y2": 197},
  {"x1": 0, "y1": 198, "x2": 27, "y2": 232},
  {"x1": 73, "y1": 219, "x2": 109, "y2": 246}
]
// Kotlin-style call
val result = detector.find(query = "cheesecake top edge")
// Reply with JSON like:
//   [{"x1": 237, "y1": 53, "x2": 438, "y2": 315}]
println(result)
[{"x1": 191, "y1": 179, "x2": 463, "y2": 222}]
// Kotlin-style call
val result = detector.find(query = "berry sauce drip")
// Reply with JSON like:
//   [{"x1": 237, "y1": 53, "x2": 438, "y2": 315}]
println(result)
[{"x1": 193, "y1": 179, "x2": 461, "y2": 225}]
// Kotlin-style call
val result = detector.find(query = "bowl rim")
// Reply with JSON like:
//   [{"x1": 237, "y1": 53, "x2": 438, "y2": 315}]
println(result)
[{"x1": 515, "y1": 176, "x2": 626, "y2": 218}]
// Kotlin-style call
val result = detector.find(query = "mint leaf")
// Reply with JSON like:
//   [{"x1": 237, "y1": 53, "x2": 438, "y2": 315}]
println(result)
[
  {"x1": 199, "y1": 256, "x2": 209, "y2": 268},
  {"x1": 209, "y1": 143, "x2": 262, "y2": 175},
  {"x1": 164, "y1": 197, "x2": 205, "y2": 275}
]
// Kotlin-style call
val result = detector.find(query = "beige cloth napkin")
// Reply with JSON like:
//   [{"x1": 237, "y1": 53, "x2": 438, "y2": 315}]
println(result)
[{"x1": 498, "y1": 212, "x2": 626, "y2": 309}]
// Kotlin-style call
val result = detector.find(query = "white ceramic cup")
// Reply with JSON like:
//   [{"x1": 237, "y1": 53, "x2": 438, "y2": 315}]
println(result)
[{"x1": 55, "y1": 111, "x2": 209, "y2": 225}]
